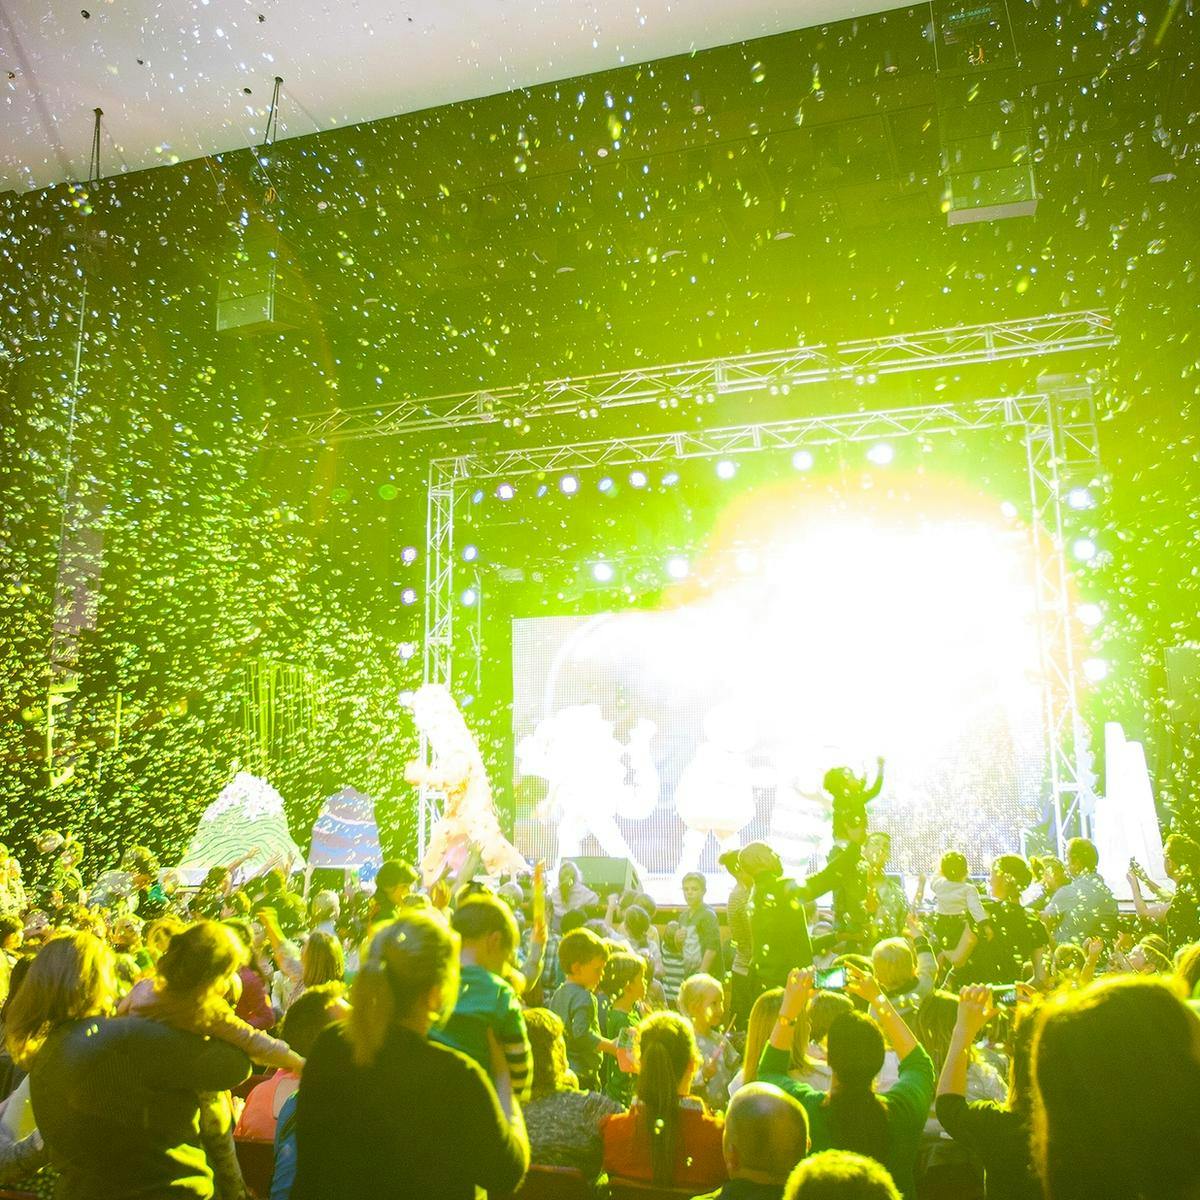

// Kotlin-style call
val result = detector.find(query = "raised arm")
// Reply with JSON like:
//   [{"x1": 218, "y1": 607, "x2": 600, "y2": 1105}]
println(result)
[
  {"x1": 937, "y1": 985, "x2": 995, "y2": 1098},
  {"x1": 846, "y1": 963, "x2": 918, "y2": 1060}
]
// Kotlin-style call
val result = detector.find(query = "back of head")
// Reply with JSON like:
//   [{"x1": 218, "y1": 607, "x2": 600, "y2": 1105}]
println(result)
[
  {"x1": 623, "y1": 905, "x2": 650, "y2": 941},
  {"x1": 739, "y1": 842, "x2": 781, "y2": 880},
  {"x1": 809, "y1": 990, "x2": 854, "y2": 1044},
  {"x1": 311, "y1": 889, "x2": 340, "y2": 924},
  {"x1": 725, "y1": 1082, "x2": 809, "y2": 1183},
  {"x1": 158, "y1": 921, "x2": 246, "y2": 995},
  {"x1": 744, "y1": 988, "x2": 786, "y2": 1085},
  {"x1": 451, "y1": 894, "x2": 520, "y2": 954},
  {"x1": 349, "y1": 910, "x2": 459, "y2": 1068},
  {"x1": 825, "y1": 1011, "x2": 889, "y2": 1163},
  {"x1": 1166, "y1": 834, "x2": 1200, "y2": 877},
  {"x1": 784, "y1": 1149, "x2": 902, "y2": 1200},
  {"x1": 1032, "y1": 976, "x2": 1200, "y2": 1200},
  {"x1": 939, "y1": 852, "x2": 968, "y2": 883},
  {"x1": 1065, "y1": 837, "x2": 1098, "y2": 875},
  {"x1": 301, "y1": 930, "x2": 346, "y2": 988},
  {"x1": 599, "y1": 951, "x2": 645, "y2": 999},
  {"x1": 636, "y1": 1011, "x2": 699, "y2": 1185},
  {"x1": 871, "y1": 939, "x2": 916, "y2": 994},
  {"x1": 914, "y1": 991, "x2": 959, "y2": 1074},
  {"x1": 1176, "y1": 942, "x2": 1200, "y2": 996},
  {"x1": 993, "y1": 854, "x2": 1033, "y2": 894},
  {"x1": 5, "y1": 931, "x2": 116, "y2": 1068},
  {"x1": 280, "y1": 982, "x2": 345, "y2": 1057},
  {"x1": 677, "y1": 972, "x2": 722, "y2": 1021},
  {"x1": 523, "y1": 1006, "x2": 569, "y2": 1097},
  {"x1": 375, "y1": 860, "x2": 417, "y2": 894}
]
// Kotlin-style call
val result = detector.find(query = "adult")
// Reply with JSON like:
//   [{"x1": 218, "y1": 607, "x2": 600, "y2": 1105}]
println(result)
[
  {"x1": 601, "y1": 1011, "x2": 726, "y2": 1190},
  {"x1": 368, "y1": 859, "x2": 418, "y2": 925},
  {"x1": 935, "y1": 986, "x2": 1040, "y2": 1200},
  {"x1": 1128, "y1": 833, "x2": 1200, "y2": 952},
  {"x1": 862, "y1": 834, "x2": 909, "y2": 945},
  {"x1": 722, "y1": 851, "x2": 757, "y2": 1027},
  {"x1": 1031, "y1": 976, "x2": 1200, "y2": 1200},
  {"x1": 291, "y1": 910, "x2": 528, "y2": 1199},
  {"x1": 732, "y1": 987, "x2": 843, "y2": 1097},
  {"x1": 1041, "y1": 839, "x2": 1117, "y2": 946},
  {"x1": 522, "y1": 1006, "x2": 622, "y2": 1180},
  {"x1": 784, "y1": 1149, "x2": 901, "y2": 1200},
  {"x1": 739, "y1": 842, "x2": 862, "y2": 990},
  {"x1": 555, "y1": 861, "x2": 599, "y2": 918},
  {"x1": 681, "y1": 873, "x2": 723, "y2": 977},
  {"x1": 954, "y1": 856, "x2": 1048, "y2": 988},
  {"x1": 694, "y1": 1082, "x2": 810, "y2": 1200},
  {"x1": 16, "y1": 931, "x2": 250, "y2": 1200},
  {"x1": 760, "y1": 968, "x2": 934, "y2": 1200}
]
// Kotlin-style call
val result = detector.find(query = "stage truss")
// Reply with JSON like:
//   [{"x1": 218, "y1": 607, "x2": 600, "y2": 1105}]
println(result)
[{"x1": 281, "y1": 310, "x2": 1113, "y2": 863}]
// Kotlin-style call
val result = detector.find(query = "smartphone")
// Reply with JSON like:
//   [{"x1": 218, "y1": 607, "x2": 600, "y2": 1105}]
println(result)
[
  {"x1": 814, "y1": 966, "x2": 847, "y2": 990},
  {"x1": 991, "y1": 984, "x2": 1020, "y2": 1006}
]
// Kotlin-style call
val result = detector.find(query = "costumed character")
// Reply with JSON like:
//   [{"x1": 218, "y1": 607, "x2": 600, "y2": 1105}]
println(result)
[
  {"x1": 768, "y1": 750, "x2": 835, "y2": 879},
  {"x1": 516, "y1": 705, "x2": 658, "y2": 874},
  {"x1": 175, "y1": 771, "x2": 305, "y2": 886},
  {"x1": 404, "y1": 684, "x2": 527, "y2": 886},
  {"x1": 1095, "y1": 722, "x2": 1166, "y2": 900},
  {"x1": 822, "y1": 756, "x2": 884, "y2": 949},
  {"x1": 308, "y1": 786, "x2": 385, "y2": 888},
  {"x1": 673, "y1": 702, "x2": 758, "y2": 878}
]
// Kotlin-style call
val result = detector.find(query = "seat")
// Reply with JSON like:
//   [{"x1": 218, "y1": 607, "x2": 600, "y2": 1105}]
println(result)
[
  {"x1": 608, "y1": 1177, "x2": 708, "y2": 1200},
  {"x1": 233, "y1": 1072, "x2": 271, "y2": 1100},
  {"x1": 495, "y1": 1163, "x2": 594, "y2": 1199},
  {"x1": 0, "y1": 1191, "x2": 39, "y2": 1200},
  {"x1": 234, "y1": 1137, "x2": 276, "y2": 1199}
]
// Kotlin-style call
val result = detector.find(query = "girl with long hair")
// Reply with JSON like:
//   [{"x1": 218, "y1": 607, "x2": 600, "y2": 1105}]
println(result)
[
  {"x1": 600, "y1": 1010, "x2": 726, "y2": 1189},
  {"x1": 292, "y1": 910, "x2": 529, "y2": 1199}
]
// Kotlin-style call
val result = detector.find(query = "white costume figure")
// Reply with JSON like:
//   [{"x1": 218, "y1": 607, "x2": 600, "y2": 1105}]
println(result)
[
  {"x1": 405, "y1": 684, "x2": 527, "y2": 886},
  {"x1": 517, "y1": 705, "x2": 658, "y2": 873},
  {"x1": 769, "y1": 748, "x2": 837, "y2": 879},
  {"x1": 673, "y1": 703, "x2": 759, "y2": 877},
  {"x1": 1094, "y1": 721, "x2": 1167, "y2": 900}
]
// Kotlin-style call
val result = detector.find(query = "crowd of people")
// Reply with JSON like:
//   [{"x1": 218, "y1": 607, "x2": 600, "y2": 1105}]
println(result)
[{"x1": 0, "y1": 819, "x2": 1198, "y2": 1200}]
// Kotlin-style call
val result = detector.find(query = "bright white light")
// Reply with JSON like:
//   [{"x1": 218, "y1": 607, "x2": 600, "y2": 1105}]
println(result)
[
  {"x1": 716, "y1": 459, "x2": 737, "y2": 480},
  {"x1": 401, "y1": 546, "x2": 418, "y2": 565},
  {"x1": 560, "y1": 475, "x2": 579, "y2": 495},
  {"x1": 536, "y1": 484, "x2": 549, "y2": 498},
  {"x1": 461, "y1": 587, "x2": 478, "y2": 606},
  {"x1": 661, "y1": 471, "x2": 680, "y2": 487},
  {"x1": 666, "y1": 556, "x2": 689, "y2": 580},
  {"x1": 462, "y1": 544, "x2": 478, "y2": 563},
  {"x1": 592, "y1": 561, "x2": 615, "y2": 583},
  {"x1": 1077, "y1": 603, "x2": 1103, "y2": 628},
  {"x1": 397, "y1": 642, "x2": 417, "y2": 660},
  {"x1": 999, "y1": 501, "x2": 1019, "y2": 520},
  {"x1": 400, "y1": 587, "x2": 418, "y2": 605},
  {"x1": 1073, "y1": 537, "x2": 1097, "y2": 561},
  {"x1": 598, "y1": 477, "x2": 615, "y2": 493},
  {"x1": 867, "y1": 443, "x2": 895, "y2": 466},
  {"x1": 1083, "y1": 657, "x2": 1109, "y2": 683},
  {"x1": 471, "y1": 490, "x2": 484, "y2": 504},
  {"x1": 735, "y1": 549, "x2": 759, "y2": 574},
  {"x1": 1067, "y1": 487, "x2": 1094, "y2": 510},
  {"x1": 496, "y1": 483, "x2": 515, "y2": 500},
  {"x1": 791, "y1": 450, "x2": 815, "y2": 471},
  {"x1": 629, "y1": 470, "x2": 648, "y2": 488}
]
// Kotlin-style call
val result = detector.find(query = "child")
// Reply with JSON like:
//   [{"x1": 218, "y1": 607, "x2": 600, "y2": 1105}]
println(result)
[
  {"x1": 598, "y1": 951, "x2": 646, "y2": 1105},
  {"x1": 431, "y1": 895, "x2": 533, "y2": 1101},
  {"x1": 549, "y1": 927, "x2": 618, "y2": 1089},
  {"x1": 676, "y1": 973, "x2": 738, "y2": 1111},
  {"x1": 660, "y1": 921, "x2": 687, "y2": 1005},
  {"x1": 120, "y1": 920, "x2": 304, "y2": 1200},
  {"x1": 928, "y1": 851, "x2": 986, "y2": 955}
]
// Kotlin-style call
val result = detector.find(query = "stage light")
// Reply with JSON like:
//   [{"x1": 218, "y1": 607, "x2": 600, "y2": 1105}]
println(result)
[
  {"x1": 735, "y1": 548, "x2": 759, "y2": 574},
  {"x1": 400, "y1": 588, "x2": 418, "y2": 605},
  {"x1": 1083, "y1": 657, "x2": 1109, "y2": 683},
  {"x1": 598, "y1": 477, "x2": 615, "y2": 493},
  {"x1": 536, "y1": 484, "x2": 549, "y2": 498},
  {"x1": 377, "y1": 483, "x2": 398, "y2": 500},
  {"x1": 791, "y1": 450, "x2": 814, "y2": 471},
  {"x1": 461, "y1": 587, "x2": 478, "y2": 606},
  {"x1": 716, "y1": 459, "x2": 737, "y2": 480},
  {"x1": 462, "y1": 544, "x2": 478, "y2": 563},
  {"x1": 999, "y1": 501, "x2": 1019, "y2": 520},
  {"x1": 397, "y1": 642, "x2": 417, "y2": 660},
  {"x1": 560, "y1": 475, "x2": 579, "y2": 495},
  {"x1": 592, "y1": 561, "x2": 615, "y2": 583},
  {"x1": 1072, "y1": 537, "x2": 1097, "y2": 562},
  {"x1": 1067, "y1": 487, "x2": 1094, "y2": 510},
  {"x1": 629, "y1": 470, "x2": 648, "y2": 489},
  {"x1": 1078, "y1": 602, "x2": 1103, "y2": 628},
  {"x1": 867, "y1": 443, "x2": 894, "y2": 466},
  {"x1": 666, "y1": 556, "x2": 689, "y2": 580},
  {"x1": 471, "y1": 490, "x2": 484, "y2": 504},
  {"x1": 496, "y1": 483, "x2": 515, "y2": 501},
  {"x1": 401, "y1": 546, "x2": 418, "y2": 565},
  {"x1": 662, "y1": 471, "x2": 680, "y2": 487}
]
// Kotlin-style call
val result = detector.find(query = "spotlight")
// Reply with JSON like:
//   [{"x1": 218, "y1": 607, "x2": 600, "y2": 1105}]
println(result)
[
  {"x1": 560, "y1": 475, "x2": 579, "y2": 495},
  {"x1": 791, "y1": 450, "x2": 814, "y2": 471},
  {"x1": 397, "y1": 642, "x2": 417, "y2": 660},
  {"x1": 1077, "y1": 603, "x2": 1103, "y2": 628},
  {"x1": 735, "y1": 549, "x2": 758, "y2": 574},
  {"x1": 536, "y1": 484, "x2": 549, "y2": 498},
  {"x1": 716, "y1": 459, "x2": 737, "y2": 480},
  {"x1": 401, "y1": 546, "x2": 418, "y2": 565},
  {"x1": 592, "y1": 561, "x2": 615, "y2": 583},
  {"x1": 496, "y1": 483, "x2": 515, "y2": 500},
  {"x1": 866, "y1": 443, "x2": 894, "y2": 466},
  {"x1": 1083, "y1": 657, "x2": 1109, "y2": 683},
  {"x1": 378, "y1": 483, "x2": 398, "y2": 500},
  {"x1": 1072, "y1": 538, "x2": 1097, "y2": 562},
  {"x1": 629, "y1": 470, "x2": 648, "y2": 488},
  {"x1": 461, "y1": 587, "x2": 478, "y2": 606},
  {"x1": 1067, "y1": 487, "x2": 1094, "y2": 510},
  {"x1": 666, "y1": 556, "x2": 689, "y2": 580},
  {"x1": 661, "y1": 471, "x2": 680, "y2": 487},
  {"x1": 462, "y1": 545, "x2": 478, "y2": 563},
  {"x1": 471, "y1": 489, "x2": 485, "y2": 504},
  {"x1": 400, "y1": 587, "x2": 418, "y2": 605},
  {"x1": 598, "y1": 477, "x2": 615, "y2": 493},
  {"x1": 999, "y1": 501, "x2": 1019, "y2": 520}
]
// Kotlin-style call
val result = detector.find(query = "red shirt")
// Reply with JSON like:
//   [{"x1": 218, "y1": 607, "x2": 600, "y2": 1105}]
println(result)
[
  {"x1": 235, "y1": 1069, "x2": 300, "y2": 1140},
  {"x1": 235, "y1": 965, "x2": 276, "y2": 1031},
  {"x1": 601, "y1": 1099, "x2": 726, "y2": 1189}
]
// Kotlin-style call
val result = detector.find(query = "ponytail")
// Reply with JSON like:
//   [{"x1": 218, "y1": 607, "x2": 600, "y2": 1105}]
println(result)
[{"x1": 634, "y1": 1012, "x2": 697, "y2": 1186}]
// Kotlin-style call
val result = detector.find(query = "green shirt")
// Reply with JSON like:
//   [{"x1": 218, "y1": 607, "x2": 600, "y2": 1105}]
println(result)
[
  {"x1": 602, "y1": 1006, "x2": 638, "y2": 1106},
  {"x1": 549, "y1": 980, "x2": 603, "y2": 1088},
  {"x1": 759, "y1": 1041, "x2": 934, "y2": 1199},
  {"x1": 431, "y1": 963, "x2": 532, "y2": 1101}
]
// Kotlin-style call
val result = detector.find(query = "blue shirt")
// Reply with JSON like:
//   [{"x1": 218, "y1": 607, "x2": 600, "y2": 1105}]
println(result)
[{"x1": 1043, "y1": 871, "x2": 1117, "y2": 945}]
